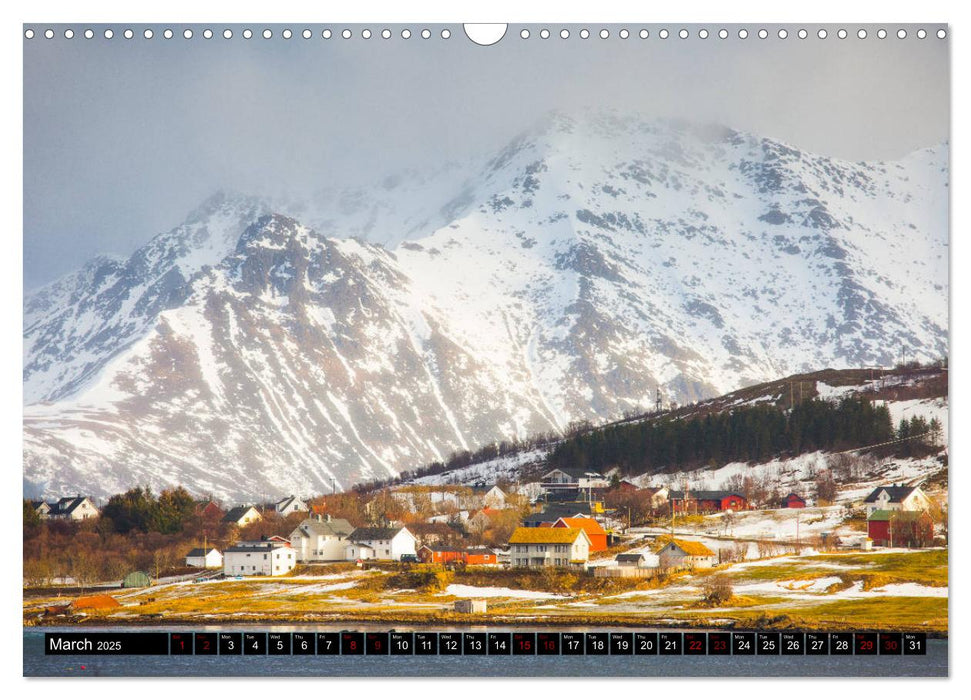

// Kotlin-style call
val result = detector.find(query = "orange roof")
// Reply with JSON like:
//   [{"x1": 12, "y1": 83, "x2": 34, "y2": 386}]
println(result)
[
  {"x1": 556, "y1": 517, "x2": 606, "y2": 537},
  {"x1": 72, "y1": 594, "x2": 121, "y2": 610},
  {"x1": 508, "y1": 527, "x2": 590, "y2": 545},
  {"x1": 474, "y1": 507, "x2": 501, "y2": 518},
  {"x1": 665, "y1": 539, "x2": 715, "y2": 557}
]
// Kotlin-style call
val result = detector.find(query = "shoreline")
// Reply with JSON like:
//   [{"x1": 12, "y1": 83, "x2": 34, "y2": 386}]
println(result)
[{"x1": 23, "y1": 614, "x2": 949, "y2": 638}]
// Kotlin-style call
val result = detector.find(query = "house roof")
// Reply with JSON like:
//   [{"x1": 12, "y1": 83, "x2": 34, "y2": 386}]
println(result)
[
  {"x1": 186, "y1": 548, "x2": 220, "y2": 557},
  {"x1": 48, "y1": 496, "x2": 95, "y2": 516},
  {"x1": 784, "y1": 492, "x2": 806, "y2": 500},
  {"x1": 464, "y1": 546, "x2": 494, "y2": 555},
  {"x1": 663, "y1": 539, "x2": 715, "y2": 557},
  {"x1": 472, "y1": 507, "x2": 502, "y2": 519},
  {"x1": 616, "y1": 553, "x2": 646, "y2": 562},
  {"x1": 275, "y1": 495, "x2": 307, "y2": 511},
  {"x1": 556, "y1": 517, "x2": 606, "y2": 537},
  {"x1": 349, "y1": 527, "x2": 406, "y2": 541},
  {"x1": 292, "y1": 517, "x2": 355, "y2": 539},
  {"x1": 668, "y1": 490, "x2": 744, "y2": 501},
  {"x1": 222, "y1": 505, "x2": 260, "y2": 523},
  {"x1": 527, "y1": 503, "x2": 594, "y2": 520},
  {"x1": 508, "y1": 527, "x2": 590, "y2": 545},
  {"x1": 420, "y1": 544, "x2": 459, "y2": 552},
  {"x1": 224, "y1": 540, "x2": 289, "y2": 553},
  {"x1": 407, "y1": 521, "x2": 456, "y2": 535},
  {"x1": 542, "y1": 467, "x2": 603, "y2": 479},
  {"x1": 863, "y1": 486, "x2": 918, "y2": 504},
  {"x1": 867, "y1": 509, "x2": 931, "y2": 522}
]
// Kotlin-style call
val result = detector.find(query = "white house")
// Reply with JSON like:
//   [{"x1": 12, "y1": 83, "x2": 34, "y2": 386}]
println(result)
[
  {"x1": 643, "y1": 486, "x2": 670, "y2": 510},
  {"x1": 658, "y1": 540, "x2": 716, "y2": 570},
  {"x1": 289, "y1": 515, "x2": 356, "y2": 562},
  {"x1": 221, "y1": 505, "x2": 263, "y2": 528},
  {"x1": 428, "y1": 510, "x2": 470, "y2": 524},
  {"x1": 37, "y1": 496, "x2": 99, "y2": 521},
  {"x1": 185, "y1": 547, "x2": 223, "y2": 568},
  {"x1": 515, "y1": 482, "x2": 545, "y2": 503},
  {"x1": 507, "y1": 527, "x2": 591, "y2": 568},
  {"x1": 471, "y1": 485, "x2": 507, "y2": 509},
  {"x1": 344, "y1": 527, "x2": 417, "y2": 561},
  {"x1": 863, "y1": 485, "x2": 932, "y2": 517},
  {"x1": 274, "y1": 495, "x2": 309, "y2": 517},
  {"x1": 541, "y1": 468, "x2": 608, "y2": 491},
  {"x1": 223, "y1": 540, "x2": 296, "y2": 576}
]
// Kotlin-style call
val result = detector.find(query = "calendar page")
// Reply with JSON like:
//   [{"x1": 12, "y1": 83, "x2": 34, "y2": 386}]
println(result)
[{"x1": 21, "y1": 20, "x2": 949, "y2": 679}]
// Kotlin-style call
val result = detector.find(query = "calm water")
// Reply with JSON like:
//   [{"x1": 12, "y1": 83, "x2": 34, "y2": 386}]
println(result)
[{"x1": 24, "y1": 626, "x2": 947, "y2": 678}]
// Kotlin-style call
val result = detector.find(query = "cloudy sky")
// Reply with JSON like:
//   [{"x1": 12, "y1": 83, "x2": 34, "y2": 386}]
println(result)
[{"x1": 23, "y1": 23, "x2": 949, "y2": 290}]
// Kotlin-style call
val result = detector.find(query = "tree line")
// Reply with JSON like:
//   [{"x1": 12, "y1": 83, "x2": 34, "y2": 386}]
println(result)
[{"x1": 546, "y1": 396, "x2": 931, "y2": 477}]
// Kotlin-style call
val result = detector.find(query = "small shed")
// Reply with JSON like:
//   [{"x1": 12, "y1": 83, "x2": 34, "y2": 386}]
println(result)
[
  {"x1": 186, "y1": 547, "x2": 223, "y2": 568},
  {"x1": 616, "y1": 553, "x2": 647, "y2": 567},
  {"x1": 122, "y1": 570, "x2": 152, "y2": 588},
  {"x1": 454, "y1": 599, "x2": 487, "y2": 614},
  {"x1": 781, "y1": 493, "x2": 807, "y2": 509}
]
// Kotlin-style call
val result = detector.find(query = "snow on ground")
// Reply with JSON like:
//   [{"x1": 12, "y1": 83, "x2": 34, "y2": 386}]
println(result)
[
  {"x1": 882, "y1": 397, "x2": 948, "y2": 444},
  {"x1": 409, "y1": 448, "x2": 548, "y2": 487},
  {"x1": 655, "y1": 451, "x2": 829, "y2": 495},
  {"x1": 440, "y1": 583, "x2": 569, "y2": 600},
  {"x1": 704, "y1": 506, "x2": 849, "y2": 541},
  {"x1": 731, "y1": 579, "x2": 947, "y2": 600}
]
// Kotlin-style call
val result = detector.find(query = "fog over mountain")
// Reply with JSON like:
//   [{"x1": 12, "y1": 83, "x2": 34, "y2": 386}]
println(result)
[{"x1": 23, "y1": 111, "x2": 948, "y2": 501}]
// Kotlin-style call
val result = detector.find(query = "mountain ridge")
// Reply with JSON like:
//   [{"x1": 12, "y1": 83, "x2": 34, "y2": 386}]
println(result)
[{"x1": 23, "y1": 112, "x2": 948, "y2": 501}]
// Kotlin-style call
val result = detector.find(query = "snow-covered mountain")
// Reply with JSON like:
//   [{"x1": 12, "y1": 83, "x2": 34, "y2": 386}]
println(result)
[{"x1": 23, "y1": 111, "x2": 948, "y2": 501}]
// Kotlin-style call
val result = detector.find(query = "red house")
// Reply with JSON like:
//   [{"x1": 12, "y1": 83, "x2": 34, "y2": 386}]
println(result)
[
  {"x1": 463, "y1": 547, "x2": 498, "y2": 565},
  {"x1": 195, "y1": 499, "x2": 224, "y2": 520},
  {"x1": 781, "y1": 493, "x2": 807, "y2": 509},
  {"x1": 417, "y1": 544, "x2": 465, "y2": 564},
  {"x1": 417, "y1": 545, "x2": 497, "y2": 565},
  {"x1": 552, "y1": 516, "x2": 608, "y2": 552},
  {"x1": 867, "y1": 510, "x2": 934, "y2": 548},
  {"x1": 669, "y1": 490, "x2": 747, "y2": 514}
]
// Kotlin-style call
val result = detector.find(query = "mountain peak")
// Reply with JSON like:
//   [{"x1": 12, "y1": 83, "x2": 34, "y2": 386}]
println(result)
[
  {"x1": 184, "y1": 189, "x2": 266, "y2": 226},
  {"x1": 23, "y1": 117, "x2": 948, "y2": 500}
]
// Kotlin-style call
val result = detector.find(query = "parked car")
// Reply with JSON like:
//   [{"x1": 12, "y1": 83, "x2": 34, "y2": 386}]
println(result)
[{"x1": 400, "y1": 553, "x2": 419, "y2": 563}]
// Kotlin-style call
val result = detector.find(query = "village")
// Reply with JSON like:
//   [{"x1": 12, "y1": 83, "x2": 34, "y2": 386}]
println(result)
[{"x1": 23, "y1": 459, "x2": 948, "y2": 633}]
